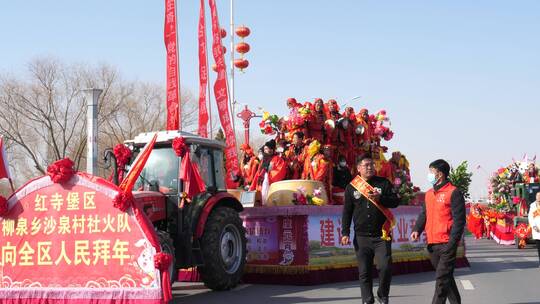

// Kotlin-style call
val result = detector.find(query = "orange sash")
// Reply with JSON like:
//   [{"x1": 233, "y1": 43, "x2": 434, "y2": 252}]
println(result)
[{"x1": 350, "y1": 175, "x2": 396, "y2": 241}]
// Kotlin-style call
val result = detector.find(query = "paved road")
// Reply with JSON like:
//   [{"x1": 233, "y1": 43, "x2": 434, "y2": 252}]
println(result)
[{"x1": 172, "y1": 237, "x2": 540, "y2": 304}]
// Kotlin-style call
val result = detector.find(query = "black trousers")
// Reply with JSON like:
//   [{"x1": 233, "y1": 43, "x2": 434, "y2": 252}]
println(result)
[
  {"x1": 536, "y1": 240, "x2": 540, "y2": 264},
  {"x1": 355, "y1": 236, "x2": 392, "y2": 304},
  {"x1": 427, "y1": 243, "x2": 461, "y2": 304}
]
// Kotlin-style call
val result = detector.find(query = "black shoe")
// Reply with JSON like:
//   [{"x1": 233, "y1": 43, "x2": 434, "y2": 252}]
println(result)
[{"x1": 375, "y1": 296, "x2": 389, "y2": 304}]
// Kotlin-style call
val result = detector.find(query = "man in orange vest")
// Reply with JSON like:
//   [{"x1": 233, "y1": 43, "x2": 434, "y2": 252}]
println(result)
[{"x1": 410, "y1": 159, "x2": 465, "y2": 304}]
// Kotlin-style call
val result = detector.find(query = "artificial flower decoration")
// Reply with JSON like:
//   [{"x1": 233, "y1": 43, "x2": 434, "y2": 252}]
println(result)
[
  {"x1": 259, "y1": 111, "x2": 280, "y2": 135},
  {"x1": 154, "y1": 252, "x2": 173, "y2": 271},
  {"x1": 113, "y1": 144, "x2": 132, "y2": 167},
  {"x1": 47, "y1": 157, "x2": 75, "y2": 184},
  {"x1": 172, "y1": 137, "x2": 188, "y2": 157},
  {"x1": 307, "y1": 140, "x2": 321, "y2": 158},
  {"x1": 112, "y1": 191, "x2": 134, "y2": 212}
]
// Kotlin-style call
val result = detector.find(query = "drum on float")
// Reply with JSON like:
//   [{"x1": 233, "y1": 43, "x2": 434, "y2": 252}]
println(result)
[{"x1": 265, "y1": 179, "x2": 329, "y2": 206}]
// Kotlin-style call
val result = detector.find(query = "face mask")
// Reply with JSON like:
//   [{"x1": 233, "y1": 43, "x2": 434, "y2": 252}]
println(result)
[
  {"x1": 427, "y1": 173, "x2": 438, "y2": 185},
  {"x1": 339, "y1": 161, "x2": 347, "y2": 167},
  {"x1": 276, "y1": 147, "x2": 284, "y2": 153},
  {"x1": 258, "y1": 154, "x2": 263, "y2": 160}
]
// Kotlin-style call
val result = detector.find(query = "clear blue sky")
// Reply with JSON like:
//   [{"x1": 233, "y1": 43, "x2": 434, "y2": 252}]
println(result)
[{"x1": 1, "y1": 1, "x2": 539, "y2": 198}]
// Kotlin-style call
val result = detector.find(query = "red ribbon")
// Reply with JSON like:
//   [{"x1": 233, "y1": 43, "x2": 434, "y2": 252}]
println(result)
[
  {"x1": 164, "y1": 0, "x2": 180, "y2": 130},
  {"x1": 209, "y1": 0, "x2": 240, "y2": 187},
  {"x1": 0, "y1": 196, "x2": 8, "y2": 216},
  {"x1": 197, "y1": 0, "x2": 209, "y2": 138}
]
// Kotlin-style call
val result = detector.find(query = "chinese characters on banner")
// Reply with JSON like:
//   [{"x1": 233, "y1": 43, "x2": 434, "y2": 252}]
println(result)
[
  {"x1": 197, "y1": 0, "x2": 209, "y2": 137},
  {"x1": 243, "y1": 215, "x2": 308, "y2": 266},
  {"x1": 244, "y1": 216, "x2": 279, "y2": 264},
  {"x1": 164, "y1": 0, "x2": 180, "y2": 130},
  {"x1": 308, "y1": 209, "x2": 426, "y2": 250},
  {"x1": 208, "y1": 0, "x2": 240, "y2": 187},
  {"x1": 0, "y1": 175, "x2": 161, "y2": 293}
]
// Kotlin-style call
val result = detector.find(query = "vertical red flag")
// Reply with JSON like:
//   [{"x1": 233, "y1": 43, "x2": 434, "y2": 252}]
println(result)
[
  {"x1": 197, "y1": 0, "x2": 209, "y2": 137},
  {"x1": 208, "y1": 0, "x2": 239, "y2": 188},
  {"x1": 0, "y1": 137, "x2": 10, "y2": 180},
  {"x1": 164, "y1": 0, "x2": 180, "y2": 130}
]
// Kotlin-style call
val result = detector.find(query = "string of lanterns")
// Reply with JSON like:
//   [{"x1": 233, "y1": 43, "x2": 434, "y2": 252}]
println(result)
[
  {"x1": 211, "y1": 25, "x2": 251, "y2": 72},
  {"x1": 234, "y1": 25, "x2": 250, "y2": 71}
]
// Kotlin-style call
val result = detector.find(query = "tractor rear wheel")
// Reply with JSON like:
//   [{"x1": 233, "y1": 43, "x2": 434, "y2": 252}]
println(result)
[
  {"x1": 157, "y1": 230, "x2": 177, "y2": 284},
  {"x1": 199, "y1": 207, "x2": 246, "y2": 291}
]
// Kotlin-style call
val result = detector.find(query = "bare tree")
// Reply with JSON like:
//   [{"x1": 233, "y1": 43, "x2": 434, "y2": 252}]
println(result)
[{"x1": 0, "y1": 57, "x2": 199, "y2": 184}]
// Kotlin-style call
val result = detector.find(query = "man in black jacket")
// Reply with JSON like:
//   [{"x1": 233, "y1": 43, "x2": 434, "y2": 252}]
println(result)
[{"x1": 341, "y1": 155, "x2": 400, "y2": 304}]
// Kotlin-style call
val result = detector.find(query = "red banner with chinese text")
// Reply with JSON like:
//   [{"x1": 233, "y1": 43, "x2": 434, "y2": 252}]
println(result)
[
  {"x1": 0, "y1": 174, "x2": 165, "y2": 304},
  {"x1": 208, "y1": 0, "x2": 239, "y2": 187},
  {"x1": 164, "y1": 0, "x2": 180, "y2": 130},
  {"x1": 197, "y1": 0, "x2": 209, "y2": 138}
]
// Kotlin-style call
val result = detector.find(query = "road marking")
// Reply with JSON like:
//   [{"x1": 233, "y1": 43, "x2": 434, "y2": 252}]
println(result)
[
  {"x1": 456, "y1": 267, "x2": 471, "y2": 272},
  {"x1": 460, "y1": 280, "x2": 474, "y2": 290},
  {"x1": 485, "y1": 257, "x2": 504, "y2": 262},
  {"x1": 522, "y1": 257, "x2": 539, "y2": 262},
  {"x1": 233, "y1": 284, "x2": 252, "y2": 291}
]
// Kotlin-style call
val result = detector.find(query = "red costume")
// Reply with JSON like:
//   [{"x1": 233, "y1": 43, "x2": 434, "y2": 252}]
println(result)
[
  {"x1": 467, "y1": 204, "x2": 485, "y2": 239},
  {"x1": 324, "y1": 99, "x2": 341, "y2": 146},
  {"x1": 307, "y1": 99, "x2": 326, "y2": 144},
  {"x1": 303, "y1": 146, "x2": 334, "y2": 204},
  {"x1": 240, "y1": 145, "x2": 260, "y2": 187},
  {"x1": 249, "y1": 155, "x2": 287, "y2": 192},
  {"x1": 355, "y1": 109, "x2": 373, "y2": 156},
  {"x1": 336, "y1": 117, "x2": 356, "y2": 168},
  {"x1": 284, "y1": 143, "x2": 307, "y2": 180},
  {"x1": 286, "y1": 98, "x2": 308, "y2": 141}
]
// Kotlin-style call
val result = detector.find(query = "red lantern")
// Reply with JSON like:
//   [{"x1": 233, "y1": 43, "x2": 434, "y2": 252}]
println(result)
[
  {"x1": 211, "y1": 63, "x2": 218, "y2": 72},
  {"x1": 235, "y1": 42, "x2": 250, "y2": 54},
  {"x1": 235, "y1": 26, "x2": 250, "y2": 38},
  {"x1": 234, "y1": 58, "x2": 249, "y2": 70},
  {"x1": 220, "y1": 28, "x2": 227, "y2": 38}
]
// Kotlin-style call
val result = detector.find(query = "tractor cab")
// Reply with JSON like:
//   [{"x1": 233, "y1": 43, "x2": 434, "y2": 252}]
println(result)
[{"x1": 115, "y1": 130, "x2": 246, "y2": 291}]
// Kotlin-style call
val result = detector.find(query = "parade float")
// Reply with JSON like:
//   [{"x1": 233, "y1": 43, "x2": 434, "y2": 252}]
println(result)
[
  {"x1": 477, "y1": 157, "x2": 539, "y2": 248},
  {"x1": 203, "y1": 97, "x2": 466, "y2": 285}
]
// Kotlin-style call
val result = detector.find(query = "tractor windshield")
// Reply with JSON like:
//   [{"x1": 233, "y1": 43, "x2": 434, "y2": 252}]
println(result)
[{"x1": 132, "y1": 147, "x2": 179, "y2": 194}]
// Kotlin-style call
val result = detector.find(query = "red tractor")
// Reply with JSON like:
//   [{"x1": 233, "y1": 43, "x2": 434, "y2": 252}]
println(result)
[{"x1": 106, "y1": 131, "x2": 246, "y2": 290}]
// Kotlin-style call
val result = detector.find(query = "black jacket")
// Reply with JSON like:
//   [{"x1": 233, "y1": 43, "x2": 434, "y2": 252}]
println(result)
[
  {"x1": 341, "y1": 175, "x2": 400, "y2": 238},
  {"x1": 413, "y1": 180, "x2": 466, "y2": 246},
  {"x1": 333, "y1": 166, "x2": 352, "y2": 189}
]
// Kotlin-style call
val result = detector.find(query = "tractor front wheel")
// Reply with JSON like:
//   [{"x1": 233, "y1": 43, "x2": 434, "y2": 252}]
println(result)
[
  {"x1": 157, "y1": 230, "x2": 177, "y2": 284},
  {"x1": 199, "y1": 207, "x2": 246, "y2": 291}
]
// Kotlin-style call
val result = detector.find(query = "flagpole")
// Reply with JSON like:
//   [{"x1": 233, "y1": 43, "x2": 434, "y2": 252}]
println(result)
[
  {"x1": 229, "y1": 0, "x2": 236, "y2": 137},
  {"x1": 8, "y1": 178, "x2": 14, "y2": 193},
  {"x1": 204, "y1": 3, "x2": 214, "y2": 139},
  {"x1": 175, "y1": 0, "x2": 182, "y2": 132}
]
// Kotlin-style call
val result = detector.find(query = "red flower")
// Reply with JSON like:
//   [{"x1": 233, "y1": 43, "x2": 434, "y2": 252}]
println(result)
[
  {"x1": 113, "y1": 144, "x2": 132, "y2": 167},
  {"x1": 154, "y1": 252, "x2": 173, "y2": 271},
  {"x1": 113, "y1": 191, "x2": 133, "y2": 212},
  {"x1": 172, "y1": 137, "x2": 188, "y2": 157},
  {"x1": 383, "y1": 130, "x2": 394, "y2": 141},
  {"x1": 0, "y1": 196, "x2": 8, "y2": 216},
  {"x1": 47, "y1": 158, "x2": 75, "y2": 183}
]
